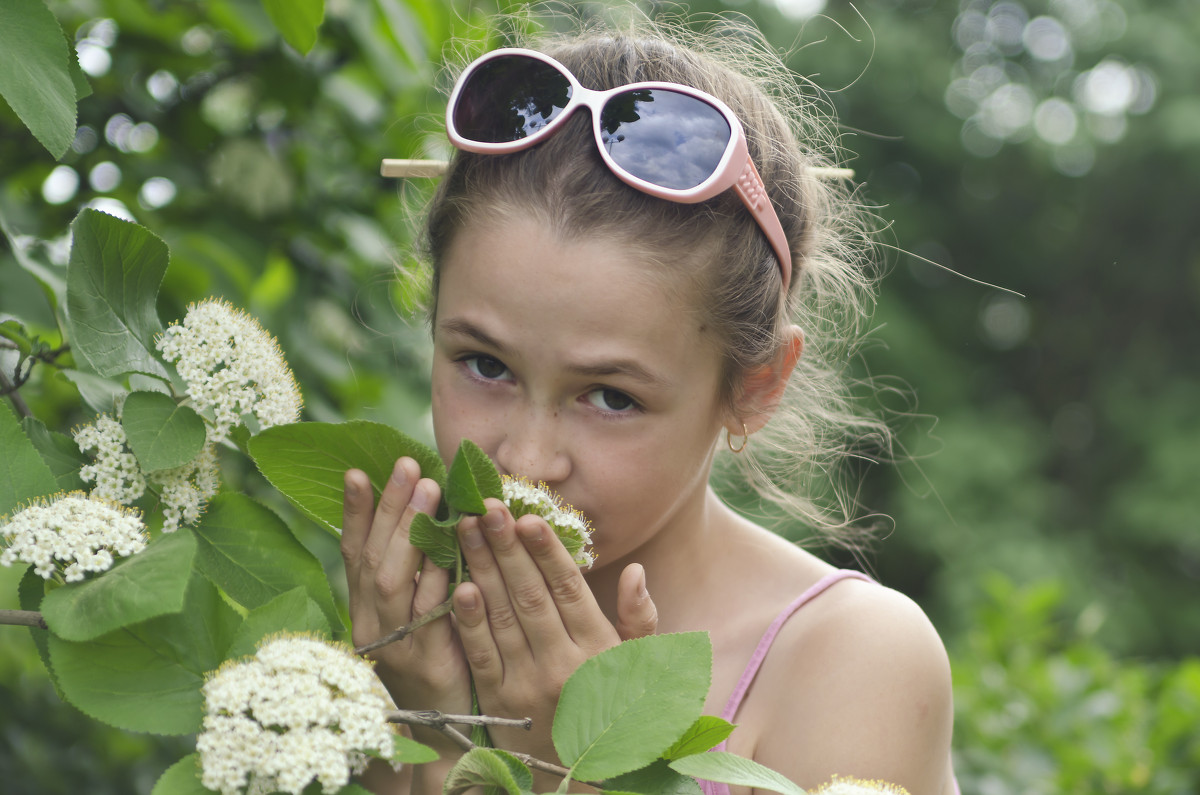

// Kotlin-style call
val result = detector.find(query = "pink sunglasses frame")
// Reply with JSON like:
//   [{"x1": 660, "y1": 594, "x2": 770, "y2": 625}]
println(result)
[{"x1": 446, "y1": 47, "x2": 793, "y2": 294}]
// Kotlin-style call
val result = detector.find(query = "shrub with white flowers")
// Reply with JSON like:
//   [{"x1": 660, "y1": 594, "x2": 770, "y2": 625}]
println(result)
[
  {"x1": 157, "y1": 298, "x2": 303, "y2": 442},
  {"x1": 197, "y1": 634, "x2": 397, "y2": 795},
  {"x1": 501, "y1": 475, "x2": 594, "y2": 568},
  {"x1": 0, "y1": 491, "x2": 147, "y2": 581}
]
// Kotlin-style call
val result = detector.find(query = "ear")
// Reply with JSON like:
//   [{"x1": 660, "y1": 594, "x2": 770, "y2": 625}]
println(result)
[{"x1": 725, "y1": 325, "x2": 804, "y2": 436}]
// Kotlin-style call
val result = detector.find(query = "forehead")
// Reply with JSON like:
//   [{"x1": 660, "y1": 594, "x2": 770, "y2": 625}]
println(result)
[{"x1": 435, "y1": 217, "x2": 720, "y2": 372}]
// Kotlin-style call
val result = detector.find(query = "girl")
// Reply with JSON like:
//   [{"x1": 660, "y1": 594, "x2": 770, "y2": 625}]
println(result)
[{"x1": 342, "y1": 16, "x2": 956, "y2": 795}]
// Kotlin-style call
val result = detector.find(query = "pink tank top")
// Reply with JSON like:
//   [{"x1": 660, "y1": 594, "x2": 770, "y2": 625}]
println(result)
[{"x1": 695, "y1": 569, "x2": 959, "y2": 795}]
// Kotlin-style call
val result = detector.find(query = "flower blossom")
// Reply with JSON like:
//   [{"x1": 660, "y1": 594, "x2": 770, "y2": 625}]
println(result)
[
  {"x1": 74, "y1": 413, "x2": 146, "y2": 504},
  {"x1": 73, "y1": 412, "x2": 219, "y2": 532},
  {"x1": 156, "y1": 298, "x2": 302, "y2": 441},
  {"x1": 151, "y1": 441, "x2": 220, "y2": 533},
  {"x1": 813, "y1": 776, "x2": 911, "y2": 795},
  {"x1": 0, "y1": 492, "x2": 147, "y2": 581},
  {"x1": 501, "y1": 475, "x2": 594, "y2": 568},
  {"x1": 197, "y1": 634, "x2": 396, "y2": 795}
]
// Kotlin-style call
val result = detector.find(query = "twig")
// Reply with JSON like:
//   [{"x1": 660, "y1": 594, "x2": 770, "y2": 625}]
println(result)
[
  {"x1": 354, "y1": 597, "x2": 453, "y2": 656},
  {"x1": 387, "y1": 708, "x2": 597, "y2": 786},
  {"x1": 381, "y1": 158, "x2": 856, "y2": 181},
  {"x1": 0, "y1": 609, "x2": 47, "y2": 629},
  {"x1": 0, "y1": 367, "x2": 32, "y2": 418},
  {"x1": 387, "y1": 709, "x2": 532, "y2": 731}
]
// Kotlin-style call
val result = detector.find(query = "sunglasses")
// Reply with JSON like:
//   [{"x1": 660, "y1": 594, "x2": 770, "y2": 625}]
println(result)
[{"x1": 446, "y1": 47, "x2": 793, "y2": 293}]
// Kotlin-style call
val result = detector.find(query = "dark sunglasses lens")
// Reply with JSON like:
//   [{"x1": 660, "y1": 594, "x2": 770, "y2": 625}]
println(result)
[
  {"x1": 600, "y1": 89, "x2": 731, "y2": 190},
  {"x1": 453, "y1": 55, "x2": 573, "y2": 144}
]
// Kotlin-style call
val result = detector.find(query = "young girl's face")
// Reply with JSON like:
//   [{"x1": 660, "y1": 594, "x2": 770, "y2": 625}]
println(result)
[{"x1": 430, "y1": 216, "x2": 732, "y2": 567}]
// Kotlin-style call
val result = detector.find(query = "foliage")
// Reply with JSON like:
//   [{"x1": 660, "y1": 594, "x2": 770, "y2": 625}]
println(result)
[{"x1": 951, "y1": 576, "x2": 1200, "y2": 793}]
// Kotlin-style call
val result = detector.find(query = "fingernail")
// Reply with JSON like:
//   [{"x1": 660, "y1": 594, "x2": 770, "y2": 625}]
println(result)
[
  {"x1": 482, "y1": 507, "x2": 505, "y2": 533},
  {"x1": 637, "y1": 565, "x2": 648, "y2": 599},
  {"x1": 458, "y1": 589, "x2": 478, "y2": 611},
  {"x1": 345, "y1": 479, "x2": 358, "y2": 497},
  {"x1": 390, "y1": 459, "x2": 408, "y2": 487},
  {"x1": 461, "y1": 525, "x2": 485, "y2": 550},
  {"x1": 411, "y1": 483, "x2": 436, "y2": 514}
]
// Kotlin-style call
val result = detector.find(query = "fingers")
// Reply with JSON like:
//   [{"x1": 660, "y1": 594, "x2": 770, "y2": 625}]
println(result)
[
  {"x1": 616, "y1": 563, "x2": 658, "y2": 641},
  {"x1": 341, "y1": 458, "x2": 442, "y2": 644},
  {"x1": 456, "y1": 499, "x2": 612, "y2": 656}
]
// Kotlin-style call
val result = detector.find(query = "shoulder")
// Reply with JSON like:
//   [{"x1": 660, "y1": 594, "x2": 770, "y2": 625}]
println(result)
[{"x1": 747, "y1": 576, "x2": 955, "y2": 794}]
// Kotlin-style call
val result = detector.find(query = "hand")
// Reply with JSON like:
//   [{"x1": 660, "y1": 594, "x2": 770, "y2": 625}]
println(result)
[
  {"x1": 341, "y1": 458, "x2": 472, "y2": 750},
  {"x1": 451, "y1": 499, "x2": 658, "y2": 770}
]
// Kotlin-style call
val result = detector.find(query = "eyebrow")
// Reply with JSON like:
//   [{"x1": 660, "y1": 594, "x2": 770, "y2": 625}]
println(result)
[{"x1": 438, "y1": 317, "x2": 669, "y2": 389}]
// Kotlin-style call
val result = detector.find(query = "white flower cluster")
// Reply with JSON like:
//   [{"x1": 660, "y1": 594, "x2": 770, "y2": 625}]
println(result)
[
  {"x1": 152, "y1": 442, "x2": 220, "y2": 532},
  {"x1": 501, "y1": 475, "x2": 594, "y2": 568},
  {"x1": 74, "y1": 413, "x2": 146, "y2": 504},
  {"x1": 156, "y1": 298, "x2": 302, "y2": 441},
  {"x1": 814, "y1": 776, "x2": 910, "y2": 795},
  {"x1": 197, "y1": 634, "x2": 396, "y2": 795},
  {"x1": 0, "y1": 492, "x2": 147, "y2": 581},
  {"x1": 73, "y1": 412, "x2": 219, "y2": 532}
]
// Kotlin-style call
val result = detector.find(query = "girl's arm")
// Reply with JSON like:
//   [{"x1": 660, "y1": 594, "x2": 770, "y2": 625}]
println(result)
[{"x1": 752, "y1": 582, "x2": 955, "y2": 795}]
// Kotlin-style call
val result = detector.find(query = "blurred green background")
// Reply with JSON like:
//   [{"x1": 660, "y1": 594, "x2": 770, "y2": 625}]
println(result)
[{"x1": 2, "y1": 0, "x2": 1197, "y2": 792}]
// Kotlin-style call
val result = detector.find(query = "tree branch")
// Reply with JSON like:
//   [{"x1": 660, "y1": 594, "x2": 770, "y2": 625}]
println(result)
[
  {"x1": 0, "y1": 367, "x2": 32, "y2": 418},
  {"x1": 0, "y1": 609, "x2": 47, "y2": 629},
  {"x1": 354, "y1": 597, "x2": 453, "y2": 656},
  {"x1": 386, "y1": 708, "x2": 599, "y2": 787}
]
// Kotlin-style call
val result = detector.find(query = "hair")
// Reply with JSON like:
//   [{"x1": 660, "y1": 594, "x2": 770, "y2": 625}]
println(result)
[{"x1": 420, "y1": 8, "x2": 892, "y2": 547}]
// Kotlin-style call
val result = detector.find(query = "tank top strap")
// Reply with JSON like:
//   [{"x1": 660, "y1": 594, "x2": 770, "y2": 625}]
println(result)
[{"x1": 718, "y1": 569, "x2": 874, "y2": 722}]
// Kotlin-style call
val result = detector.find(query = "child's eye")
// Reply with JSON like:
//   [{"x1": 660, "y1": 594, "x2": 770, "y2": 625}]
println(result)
[
  {"x1": 584, "y1": 388, "x2": 639, "y2": 413},
  {"x1": 463, "y1": 355, "x2": 511, "y2": 381}
]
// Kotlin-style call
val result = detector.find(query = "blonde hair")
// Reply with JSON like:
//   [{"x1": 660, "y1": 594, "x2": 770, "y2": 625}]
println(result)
[{"x1": 423, "y1": 9, "x2": 891, "y2": 546}]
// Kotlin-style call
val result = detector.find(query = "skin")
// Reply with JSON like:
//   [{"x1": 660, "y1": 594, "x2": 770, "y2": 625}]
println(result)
[{"x1": 343, "y1": 216, "x2": 955, "y2": 794}]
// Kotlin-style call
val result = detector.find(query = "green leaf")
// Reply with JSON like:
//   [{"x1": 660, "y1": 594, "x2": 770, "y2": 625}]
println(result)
[
  {"x1": 553, "y1": 633, "x2": 712, "y2": 782},
  {"x1": 59, "y1": 368, "x2": 128, "y2": 414},
  {"x1": 446, "y1": 439, "x2": 501, "y2": 516},
  {"x1": 262, "y1": 0, "x2": 325, "y2": 54},
  {"x1": 224, "y1": 587, "x2": 331, "y2": 661},
  {"x1": 120, "y1": 391, "x2": 207, "y2": 472},
  {"x1": 248, "y1": 420, "x2": 446, "y2": 534},
  {"x1": 41, "y1": 528, "x2": 197, "y2": 642},
  {"x1": 663, "y1": 716, "x2": 737, "y2": 760},
  {"x1": 22, "y1": 417, "x2": 88, "y2": 492},
  {"x1": 602, "y1": 759, "x2": 704, "y2": 795},
  {"x1": 668, "y1": 753, "x2": 807, "y2": 795},
  {"x1": 150, "y1": 754, "x2": 211, "y2": 795},
  {"x1": 65, "y1": 209, "x2": 170, "y2": 380},
  {"x1": 18, "y1": 566, "x2": 58, "y2": 693},
  {"x1": 0, "y1": 400, "x2": 60, "y2": 517},
  {"x1": 0, "y1": 207, "x2": 66, "y2": 312},
  {"x1": 408, "y1": 511, "x2": 460, "y2": 570},
  {"x1": 48, "y1": 573, "x2": 241, "y2": 735},
  {"x1": 193, "y1": 493, "x2": 341, "y2": 631},
  {"x1": 443, "y1": 748, "x2": 533, "y2": 795},
  {"x1": 0, "y1": 0, "x2": 77, "y2": 158},
  {"x1": 366, "y1": 734, "x2": 440, "y2": 766}
]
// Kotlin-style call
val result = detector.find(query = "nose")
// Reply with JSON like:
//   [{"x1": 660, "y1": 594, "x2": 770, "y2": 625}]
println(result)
[{"x1": 495, "y1": 407, "x2": 571, "y2": 485}]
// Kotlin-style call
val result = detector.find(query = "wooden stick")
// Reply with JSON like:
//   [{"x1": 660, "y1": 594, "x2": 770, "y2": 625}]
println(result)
[{"x1": 381, "y1": 158, "x2": 855, "y2": 181}]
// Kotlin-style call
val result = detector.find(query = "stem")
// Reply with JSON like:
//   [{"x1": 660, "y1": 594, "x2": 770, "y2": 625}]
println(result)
[
  {"x1": 386, "y1": 709, "x2": 532, "y2": 731},
  {"x1": 0, "y1": 609, "x2": 47, "y2": 629},
  {"x1": 353, "y1": 596, "x2": 453, "y2": 656},
  {"x1": 0, "y1": 367, "x2": 32, "y2": 418},
  {"x1": 386, "y1": 708, "x2": 599, "y2": 787}
]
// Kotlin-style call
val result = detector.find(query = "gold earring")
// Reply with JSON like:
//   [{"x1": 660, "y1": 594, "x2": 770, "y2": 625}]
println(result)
[{"x1": 727, "y1": 422, "x2": 749, "y2": 454}]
